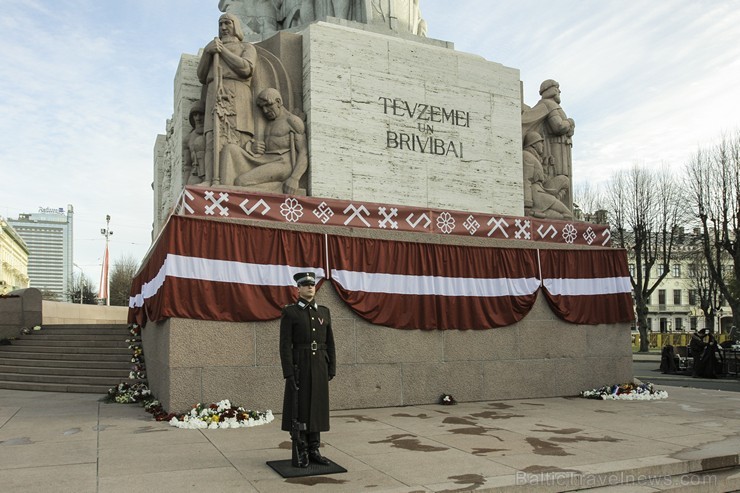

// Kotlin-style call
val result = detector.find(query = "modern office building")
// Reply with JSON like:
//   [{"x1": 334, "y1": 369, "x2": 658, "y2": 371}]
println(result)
[
  {"x1": 8, "y1": 206, "x2": 74, "y2": 301},
  {"x1": 0, "y1": 217, "x2": 30, "y2": 294}
]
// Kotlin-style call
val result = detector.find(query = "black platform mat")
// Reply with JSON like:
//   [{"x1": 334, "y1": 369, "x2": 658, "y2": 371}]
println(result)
[{"x1": 266, "y1": 459, "x2": 347, "y2": 478}]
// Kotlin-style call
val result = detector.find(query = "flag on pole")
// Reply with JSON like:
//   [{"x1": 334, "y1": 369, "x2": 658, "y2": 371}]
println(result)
[{"x1": 98, "y1": 243, "x2": 109, "y2": 302}]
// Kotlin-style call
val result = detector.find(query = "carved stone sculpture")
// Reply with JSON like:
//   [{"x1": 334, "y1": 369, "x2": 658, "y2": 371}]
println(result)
[
  {"x1": 219, "y1": 0, "x2": 426, "y2": 36},
  {"x1": 370, "y1": 0, "x2": 426, "y2": 36},
  {"x1": 219, "y1": 88, "x2": 308, "y2": 194},
  {"x1": 196, "y1": 13, "x2": 258, "y2": 187},
  {"x1": 521, "y1": 79, "x2": 575, "y2": 209},
  {"x1": 182, "y1": 100, "x2": 206, "y2": 185},
  {"x1": 522, "y1": 132, "x2": 572, "y2": 220},
  {"x1": 218, "y1": 0, "x2": 280, "y2": 34}
]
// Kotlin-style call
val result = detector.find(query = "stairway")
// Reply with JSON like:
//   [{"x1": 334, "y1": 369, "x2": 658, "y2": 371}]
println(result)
[{"x1": 0, "y1": 324, "x2": 133, "y2": 394}]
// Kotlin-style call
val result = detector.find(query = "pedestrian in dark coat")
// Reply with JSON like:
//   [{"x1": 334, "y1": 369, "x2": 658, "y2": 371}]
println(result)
[{"x1": 280, "y1": 271, "x2": 336, "y2": 466}]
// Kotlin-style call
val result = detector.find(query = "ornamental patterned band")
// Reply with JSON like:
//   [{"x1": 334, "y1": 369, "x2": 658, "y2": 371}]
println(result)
[
  {"x1": 128, "y1": 215, "x2": 633, "y2": 328},
  {"x1": 175, "y1": 186, "x2": 612, "y2": 247}
]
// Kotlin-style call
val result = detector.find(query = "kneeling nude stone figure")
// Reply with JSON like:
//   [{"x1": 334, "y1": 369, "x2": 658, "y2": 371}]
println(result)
[{"x1": 220, "y1": 87, "x2": 308, "y2": 194}]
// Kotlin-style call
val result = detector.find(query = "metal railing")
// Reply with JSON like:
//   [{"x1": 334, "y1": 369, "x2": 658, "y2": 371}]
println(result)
[{"x1": 631, "y1": 332, "x2": 733, "y2": 350}]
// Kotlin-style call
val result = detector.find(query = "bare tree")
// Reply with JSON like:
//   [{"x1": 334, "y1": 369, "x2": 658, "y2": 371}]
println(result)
[
  {"x1": 573, "y1": 181, "x2": 602, "y2": 217},
  {"x1": 685, "y1": 248, "x2": 724, "y2": 331},
  {"x1": 686, "y1": 132, "x2": 740, "y2": 333},
  {"x1": 109, "y1": 255, "x2": 140, "y2": 306},
  {"x1": 605, "y1": 164, "x2": 684, "y2": 351},
  {"x1": 68, "y1": 273, "x2": 98, "y2": 305}
]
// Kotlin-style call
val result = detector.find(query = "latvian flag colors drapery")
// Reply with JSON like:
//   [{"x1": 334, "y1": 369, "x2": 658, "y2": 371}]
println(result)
[{"x1": 128, "y1": 216, "x2": 633, "y2": 329}]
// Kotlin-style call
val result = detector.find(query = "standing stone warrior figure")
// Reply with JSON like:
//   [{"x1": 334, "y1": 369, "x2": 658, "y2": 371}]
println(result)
[
  {"x1": 182, "y1": 100, "x2": 206, "y2": 185},
  {"x1": 521, "y1": 79, "x2": 575, "y2": 206},
  {"x1": 280, "y1": 272, "x2": 336, "y2": 467},
  {"x1": 522, "y1": 131, "x2": 572, "y2": 220},
  {"x1": 197, "y1": 13, "x2": 258, "y2": 186},
  {"x1": 218, "y1": 0, "x2": 280, "y2": 34},
  {"x1": 314, "y1": 0, "x2": 362, "y2": 21},
  {"x1": 219, "y1": 88, "x2": 308, "y2": 194},
  {"x1": 370, "y1": 0, "x2": 426, "y2": 36}
]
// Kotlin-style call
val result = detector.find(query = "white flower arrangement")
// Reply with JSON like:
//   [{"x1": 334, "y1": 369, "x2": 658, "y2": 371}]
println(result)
[
  {"x1": 168, "y1": 399, "x2": 274, "y2": 429},
  {"x1": 580, "y1": 382, "x2": 668, "y2": 401}
]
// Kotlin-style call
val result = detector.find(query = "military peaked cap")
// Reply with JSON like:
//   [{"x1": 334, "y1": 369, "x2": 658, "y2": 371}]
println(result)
[{"x1": 293, "y1": 271, "x2": 316, "y2": 286}]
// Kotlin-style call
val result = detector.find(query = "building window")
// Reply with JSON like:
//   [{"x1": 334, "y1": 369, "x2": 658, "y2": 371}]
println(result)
[
  {"x1": 673, "y1": 289, "x2": 682, "y2": 305},
  {"x1": 688, "y1": 264, "x2": 697, "y2": 277},
  {"x1": 657, "y1": 264, "x2": 665, "y2": 276},
  {"x1": 647, "y1": 317, "x2": 652, "y2": 331},
  {"x1": 690, "y1": 317, "x2": 697, "y2": 330},
  {"x1": 672, "y1": 264, "x2": 681, "y2": 277},
  {"x1": 658, "y1": 289, "x2": 666, "y2": 305},
  {"x1": 688, "y1": 289, "x2": 697, "y2": 306},
  {"x1": 660, "y1": 317, "x2": 668, "y2": 333},
  {"x1": 675, "y1": 318, "x2": 683, "y2": 331}
]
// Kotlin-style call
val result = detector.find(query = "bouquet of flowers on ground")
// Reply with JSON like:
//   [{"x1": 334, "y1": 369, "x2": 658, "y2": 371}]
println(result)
[
  {"x1": 105, "y1": 382, "x2": 152, "y2": 403},
  {"x1": 168, "y1": 399, "x2": 274, "y2": 429},
  {"x1": 580, "y1": 382, "x2": 668, "y2": 400}
]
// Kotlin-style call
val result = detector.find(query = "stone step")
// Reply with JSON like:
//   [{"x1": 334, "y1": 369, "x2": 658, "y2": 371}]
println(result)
[
  {"x1": 21, "y1": 333, "x2": 130, "y2": 342},
  {"x1": 0, "y1": 380, "x2": 114, "y2": 394},
  {"x1": 0, "y1": 345, "x2": 130, "y2": 355},
  {"x1": 0, "y1": 350, "x2": 131, "y2": 362},
  {"x1": 11, "y1": 338, "x2": 130, "y2": 348},
  {"x1": 0, "y1": 365, "x2": 131, "y2": 378},
  {"x1": 41, "y1": 324, "x2": 130, "y2": 331},
  {"x1": 35, "y1": 328, "x2": 131, "y2": 337},
  {"x1": 0, "y1": 357, "x2": 131, "y2": 369},
  {"x1": 0, "y1": 371, "x2": 134, "y2": 386}
]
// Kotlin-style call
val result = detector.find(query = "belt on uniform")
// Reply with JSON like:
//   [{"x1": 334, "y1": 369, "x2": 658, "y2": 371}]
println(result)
[{"x1": 295, "y1": 342, "x2": 327, "y2": 351}]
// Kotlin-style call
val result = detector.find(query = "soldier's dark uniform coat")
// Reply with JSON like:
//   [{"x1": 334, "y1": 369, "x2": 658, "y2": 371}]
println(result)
[{"x1": 280, "y1": 298, "x2": 336, "y2": 432}]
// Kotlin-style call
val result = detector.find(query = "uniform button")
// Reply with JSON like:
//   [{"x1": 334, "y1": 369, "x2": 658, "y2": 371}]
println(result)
[
  {"x1": 312, "y1": 352, "x2": 316, "y2": 355},
  {"x1": 312, "y1": 328, "x2": 316, "y2": 331}
]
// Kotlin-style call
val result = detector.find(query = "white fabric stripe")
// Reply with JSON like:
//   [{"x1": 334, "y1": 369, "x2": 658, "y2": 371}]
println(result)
[
  {"x1": 543, "y1": 277, "x2": 632, "y2": 296},
  {"x1": 129, "y1": 254, "x2": 325, "y2": 307},
  {"x1": 331, "y1": 269, "x2": 541, "y2": 297}
]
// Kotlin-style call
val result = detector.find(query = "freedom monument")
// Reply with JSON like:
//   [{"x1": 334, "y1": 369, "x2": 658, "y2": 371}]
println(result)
[{"x1": 139, "y1": 0, "x2": 633, "y2": 413}]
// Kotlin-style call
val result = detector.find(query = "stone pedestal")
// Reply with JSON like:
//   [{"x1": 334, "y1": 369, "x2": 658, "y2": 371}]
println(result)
[{"x1": 144, "y1": 282, "x2": 631, "y2": 413}]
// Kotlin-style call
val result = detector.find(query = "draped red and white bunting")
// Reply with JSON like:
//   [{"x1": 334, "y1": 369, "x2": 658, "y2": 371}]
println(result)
[
  {"x1": 539, "y1": 249, "x2": 634, "y2": 324},
  {"x1": 176, "y1": 186, "x2": 612, "y2": 247},
  {"x1": 128, "y1": 216, "x2": 326, "y2": 326},
  {"x1": 328, "y1": 235, "x2": 541, "y2": 329},
  {"x1": 129, "y1": 216, "x2": 634, "y2": 328}
]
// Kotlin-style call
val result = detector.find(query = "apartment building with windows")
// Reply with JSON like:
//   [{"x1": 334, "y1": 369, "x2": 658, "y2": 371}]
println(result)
[
  {"x1": 8, "y1": 206, "x2": 74, "y2": 301},
  {"x1": 0, "y1": 217, "x2": 30, "y2": 294},
  {"x1": 628, "y1": 234, "x2": 732, "y2": 333}
]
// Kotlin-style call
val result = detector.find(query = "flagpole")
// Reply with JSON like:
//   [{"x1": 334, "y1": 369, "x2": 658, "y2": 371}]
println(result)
[{"x1": 99, "y1": 215, "x2": 113, "y2": 306}]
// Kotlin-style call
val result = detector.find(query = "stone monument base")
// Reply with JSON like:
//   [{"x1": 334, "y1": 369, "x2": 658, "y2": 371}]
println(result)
[{"x1": 143, "y1": 283, "x2": 631, "y2": 413}]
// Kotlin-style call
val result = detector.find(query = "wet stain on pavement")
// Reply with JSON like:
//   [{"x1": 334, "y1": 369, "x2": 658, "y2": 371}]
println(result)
[
  {"x1": 526, "y1": 437, "x2": 572, "y2": 456},
  {"x1": 550, "y1": 435, "x2": 621, "y2": 444},
  {"x1": 447, "y1": 426, "x2": 492, "y2": 436},
  {"x1": 279, "y1": 441, "x2": 292, "y2": 450},
  {"x1": 521, "y1": 465, "x2": 581, "y2": 474},
  {"x1": 437, "y1": 473, "x2": 486, "y2": 492},
  {"x1": 443, "y1": 417, "x2": 478, "y2": 426},
  {"x1": 335, "y1": 414, "x2": 378, "y2": 423},
  {"x1": 392, "y1": 413, "x2": 433, "y2": 419},
  {"x1": 487, "y1": 402, "x2": 514, "y2": 409},
  {"x1": 63, "y1": 427, "x2": 82, "y2": 435},
  {"x1": 532, "y1": 425, "x2": 582, "y2": 435},
  {"x1": 369, "y1": 433, "x2": 448, "y2": 452},
  {"x1": 471, "y1": 410, "x2": 524, "y2": 420},
  {"x1": 521, "y1": 402, "x2": 545, "y2": 406},
  {"x1": 92, "y1": 424, "x2": 112, "y2": 431},
  {"x1": 472, "y1": 447, "x2": 508, "y2": 455},
  {"x1": 286, "y1": 476, "x2": 348, "y2": 486},
  {"x1": 0, "y1": 437, "x2": 34, "y2": 445},
  {"x1": 594, "y1": 409, "x2": 617, "y2": 414},
  {"x1": 133, "y1": 426, "x2": 169, "y2": 434}
]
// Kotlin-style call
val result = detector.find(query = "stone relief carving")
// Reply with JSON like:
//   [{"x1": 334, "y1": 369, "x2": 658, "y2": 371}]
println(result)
[
  {"x1": 219, "y1": 0, "x2": 426, "y2": 36},
  {"x1": 521, "y1": 79, "x2": 575, "y2": 210},
  {"x1": 186, "y1": 13, "x2": 306, "y2": 194},
  {"x1": 196, "y1": 13, "x2": 258, "y2": 187},
  {"x1": 220, "y1": 88, "x2": 307, "y2": 194},
  {"x1": 522, "y1": 131, "x2": 572, "y2": 220},
  {"x1": 182, "y1": 100, "x2": 206, "y2": 185}
]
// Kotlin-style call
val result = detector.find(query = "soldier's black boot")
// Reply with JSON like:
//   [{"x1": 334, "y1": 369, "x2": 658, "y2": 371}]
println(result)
[{"x1": 308, "y1": 448, "x2": 330, "y2": 465}]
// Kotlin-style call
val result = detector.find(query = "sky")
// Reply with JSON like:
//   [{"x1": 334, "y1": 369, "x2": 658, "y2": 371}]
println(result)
[{"x1": 1, "y1": 0, "x2": 740, "y2": 288}]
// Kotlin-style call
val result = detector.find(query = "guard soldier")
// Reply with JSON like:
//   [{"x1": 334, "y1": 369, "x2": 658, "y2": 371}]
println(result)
[{"x1": 280, "y1": 271, "x2": 336, "y2": 466}]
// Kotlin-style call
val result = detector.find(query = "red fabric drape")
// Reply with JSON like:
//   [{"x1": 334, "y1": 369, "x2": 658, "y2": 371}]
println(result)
[
  {"x1": 128, "y1": 216, "x2": 326, "y2": 326},
  {"x1": 328, "y1": 235, "x2": 540, "y2": 329},
  {"x1": 539, "y1": 249, "x2": 634, "y2": 324}
]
